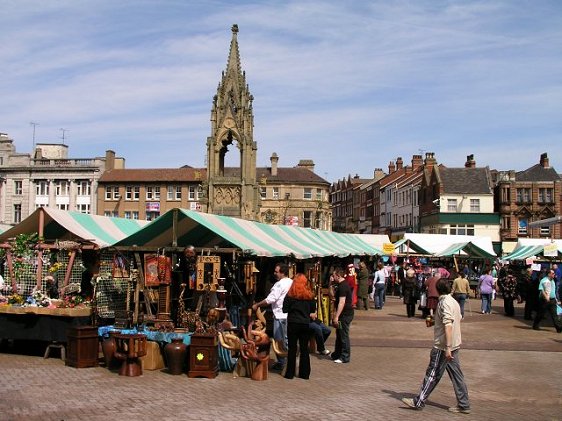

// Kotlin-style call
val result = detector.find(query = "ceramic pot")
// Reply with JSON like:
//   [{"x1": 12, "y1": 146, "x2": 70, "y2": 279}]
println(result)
[
  {"x1": 164, "y1": 337, "x2": 187, "y2": 375},
  {"x1": 101, "y1": 331, "x2": 119, "y2": 368}
]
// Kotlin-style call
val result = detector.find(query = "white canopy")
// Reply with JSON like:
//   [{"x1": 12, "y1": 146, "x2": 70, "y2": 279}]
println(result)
[{"x1": 395, "y1": 233, "x2": 496, "y2": 258}]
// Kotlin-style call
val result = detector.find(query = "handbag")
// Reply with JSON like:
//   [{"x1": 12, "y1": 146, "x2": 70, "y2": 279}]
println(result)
[
  {"x1": 419, "y1": 292, "x2": 427, "y2": 308},
  {"x1": 557, "y1": 304, "x2": 562, "y2": 316}
]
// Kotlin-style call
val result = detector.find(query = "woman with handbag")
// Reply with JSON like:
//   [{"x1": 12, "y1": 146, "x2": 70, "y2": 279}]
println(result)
[
  {"x1": 478, "y1": 268, "x2": 495, "y2": 314},
  {"x1": 373, "y1": 263, "x2": 387, "y2": 310},
  {"x1": 402, "y1": 268, "x2": 418, "y2": 318}
]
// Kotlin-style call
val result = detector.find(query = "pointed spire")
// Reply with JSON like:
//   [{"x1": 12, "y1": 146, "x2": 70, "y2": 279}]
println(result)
[{"x1": 226, "y1": 24, "x2": 242, "y2": 80}]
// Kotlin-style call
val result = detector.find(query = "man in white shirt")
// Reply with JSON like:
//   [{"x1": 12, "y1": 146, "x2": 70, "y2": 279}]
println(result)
[{"x1": 252, "y1": 263, "x2": 293, "y2": 370}]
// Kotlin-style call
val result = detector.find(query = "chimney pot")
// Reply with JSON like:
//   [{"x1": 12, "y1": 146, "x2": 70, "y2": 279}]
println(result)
[{"x1": 270, "y1": 152, "x2": 279, "y2": 176}]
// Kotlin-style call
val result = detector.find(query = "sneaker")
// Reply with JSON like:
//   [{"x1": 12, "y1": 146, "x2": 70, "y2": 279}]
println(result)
[
  {"x1": 333, "y1": 359, "x2": 343, "y2": 364},
  {"x1": 448, "y1": 406, "x2": 471, "y2": 414},
  {"x1": 319, "y1": 349, "x2": 331, "y2": 355},
  {"x1": 401, "y1": 398, "x2": 420, "y2": 410}
]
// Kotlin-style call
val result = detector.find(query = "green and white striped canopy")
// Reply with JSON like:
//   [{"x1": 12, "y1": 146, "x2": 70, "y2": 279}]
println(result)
[
  {"x1": 435, "y1": 241, "x2": 496, "y2": 259},
  {"x1": 0, "y1": 207, "x2": 149, "y2": 248},
  {"x1": 114, "y1": 208, "x2": 385, "y2": 259},
  {"x1": 502, "y1": 245, "x2": 545, "y2": 261}
]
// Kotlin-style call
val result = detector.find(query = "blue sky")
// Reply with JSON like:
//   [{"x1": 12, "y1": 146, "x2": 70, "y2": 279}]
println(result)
[{"x1": 2, "y1": 0, "x2": 561, "y2": 182}]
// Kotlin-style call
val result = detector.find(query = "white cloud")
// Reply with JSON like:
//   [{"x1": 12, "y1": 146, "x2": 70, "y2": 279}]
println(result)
[{"x1": 1, "y1": 0, "x2": 561, "y2": 180}]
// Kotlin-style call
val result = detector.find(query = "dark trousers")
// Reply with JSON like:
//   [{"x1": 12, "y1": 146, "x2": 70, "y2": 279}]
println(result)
[
  {"x1": 406, "y1": 303, "x2": 416, "y2": 318},
  {"x1": 413, "y1": 348, "x2": 470, "y2": 409},
  {"x1": 285, "y1": 322, "x2": 312, "y2": 379},
  {"x1": 332, "y1": 312, "x2": 353, "y2": 363},
  {"x1": 503, "y1": 297, "x2": 515, "y2": 317},
  {"x1": 533, "y1": 298, "x2": 562, "y2": 331}
]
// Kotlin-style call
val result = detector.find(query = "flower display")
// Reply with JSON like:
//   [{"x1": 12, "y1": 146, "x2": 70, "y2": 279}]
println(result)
[
  {"x1": 58, "y1": 294, "x2": 88, "y2": 308},
  {"x1": 23, "y1": 289, "x2": 52, "y2": 307}
]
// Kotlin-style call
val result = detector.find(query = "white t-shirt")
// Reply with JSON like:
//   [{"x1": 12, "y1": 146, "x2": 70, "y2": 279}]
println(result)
[{"x1": 265, "y1": 277, "x2": 293, "y2": 320}]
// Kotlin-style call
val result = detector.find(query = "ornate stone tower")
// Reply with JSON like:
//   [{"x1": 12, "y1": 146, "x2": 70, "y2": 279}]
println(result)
[{"x1": 203, "y1": 24, "x2": 259, "y2": 219}]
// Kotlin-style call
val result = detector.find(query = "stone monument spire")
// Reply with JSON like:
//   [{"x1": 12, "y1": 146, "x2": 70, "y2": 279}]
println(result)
[{"x1": 203, "y1": 24, "x2": 258, "y2": 220}]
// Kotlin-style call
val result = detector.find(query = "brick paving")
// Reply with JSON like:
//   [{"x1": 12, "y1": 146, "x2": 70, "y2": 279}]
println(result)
[{"x1": 0, "y1": 296, "x2": 561, "y2": 421}]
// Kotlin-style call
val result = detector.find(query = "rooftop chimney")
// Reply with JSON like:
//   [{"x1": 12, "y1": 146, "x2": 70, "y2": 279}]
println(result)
[
  {"x1": 411, "y1": 154, "x2": 423, "y2": 171},
  {"x1": 423, "y1": 152, "x2": 436, "y2": 169},
  {"x1": 540, "y1": 152, "x2": 549, "y2": 168},
  {"x1": 105, "y1": 150, "x2": 116, "y2": 171},
  {"x1": 373, "y1": 168, "x2": 386, "y2": 180},
  {"x1": 396, "y1": 157, "x2": 403, "y2": 170},
  {"x1": 388, "y1": 160, "x2": 396, "y2": 174},
  {"x1": 270, "y1": 152, "x2": 279, "y2": 176},
  {"x1": 465, "y1": 154, "x2": 476, "y2": 168},
  {"x1": 297, "y1": 159, "x2": 315, "y2": 172}
]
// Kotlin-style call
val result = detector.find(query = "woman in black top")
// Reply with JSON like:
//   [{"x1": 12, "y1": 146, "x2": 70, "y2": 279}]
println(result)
[{"x1": 282, "y1": 273, "x2": 316, "y2": 379}]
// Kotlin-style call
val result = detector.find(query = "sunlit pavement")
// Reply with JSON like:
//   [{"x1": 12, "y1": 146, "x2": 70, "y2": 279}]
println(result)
[{"x1": 0, "y1": 296, "x2": 560, "y2": 421}]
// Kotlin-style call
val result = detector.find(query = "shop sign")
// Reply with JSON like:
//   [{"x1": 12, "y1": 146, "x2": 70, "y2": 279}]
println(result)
[
  {"x1": 543, "y1": 242, "x2": 558, "y2": 257},
  {"x1": 382, "y1": 243, "x2": 395, "y2": 255},
  {"x1": 146, "y1": 202, "x2": 160, "y2": 212}
]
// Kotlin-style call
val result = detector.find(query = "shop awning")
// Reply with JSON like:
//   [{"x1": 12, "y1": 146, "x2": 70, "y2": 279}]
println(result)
[
  {"x1": 434, "y1": 241, "x2": 496, "y2": 259},
  {"x1": 0, "y1": 207, "x2": 149, "y2": 248},
  {"x1": 502, "y1": 245, "x2": 544, "y2": 261},
  {"x1": 114, "y1": 208, "x2": 384, "y2": 259},
  {"x1": 393, "y1": 238, "x2": 432, "y2": 255},
  {"x1": 393, "y1": 233, "x2": 496, "y2": 258}
]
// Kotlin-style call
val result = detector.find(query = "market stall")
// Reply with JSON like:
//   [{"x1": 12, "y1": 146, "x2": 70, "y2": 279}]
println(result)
[{"x1": 0, "y1": 207, "x2": 149, "y2": 343}]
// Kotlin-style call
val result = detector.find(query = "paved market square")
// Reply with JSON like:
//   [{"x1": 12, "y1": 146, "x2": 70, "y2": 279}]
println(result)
[{"x1": 1, "y1": 297, "x2": 560, "y2": 421}]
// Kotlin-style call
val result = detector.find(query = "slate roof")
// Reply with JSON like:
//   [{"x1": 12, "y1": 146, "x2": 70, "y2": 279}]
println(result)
[
  {"x1": 439, "y1": 167, "x2": 492, "y2": 194},
  {"x1": 516, "y1": 164, "x2": 560, "y2": 182},
  {"x1": 253, "y1": 167, "x2": 330, "y2": 185},
  {"x1": 99, "y1": 167, "x2": 329, "y2": 185},
  {"x1": 99, "y1": 168, "x2": 206, "y2": 183}
]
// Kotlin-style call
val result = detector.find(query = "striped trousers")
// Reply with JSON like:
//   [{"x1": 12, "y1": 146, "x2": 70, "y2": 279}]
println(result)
[{"x1": 413, "y1": 347, "x2": 470, "y2": 409}]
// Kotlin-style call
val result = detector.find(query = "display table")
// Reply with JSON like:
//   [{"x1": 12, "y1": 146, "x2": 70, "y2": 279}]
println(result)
[
  {"x1": 0, "y1": 306, "x2": 92, "y2": 317},
  {"x1": 98, "y1": 326, "x2": 192, "y2": 345},
  {"x1": 0, "y1": 306, "x2": 92, "y2": 342}
]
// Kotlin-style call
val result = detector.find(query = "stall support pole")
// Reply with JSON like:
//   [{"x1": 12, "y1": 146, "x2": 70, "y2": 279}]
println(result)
[
  {"x1": 7, "y1": 252, "x2": 15, "y2": 290},
  {"x1": 63, "y1": 250, "x2": 77, "y2": 288},
  {"x1": 35, "y1": 208, "x2": 46, "y2": 290}
]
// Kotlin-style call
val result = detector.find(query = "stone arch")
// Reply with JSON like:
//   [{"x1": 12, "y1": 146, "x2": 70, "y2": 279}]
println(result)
[{"x1": 216, "y1": 129, "x2": 243, "y2": 177}]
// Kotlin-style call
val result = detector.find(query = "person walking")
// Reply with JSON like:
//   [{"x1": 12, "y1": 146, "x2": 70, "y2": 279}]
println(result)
[
  {"x1": 331, "y1": 267, "x2": 354, "y2": 364},
  {"x1": 532, "y1": 269, "x2": 562, "y2": 333},
  {"x1": 356, "y1": 261, "x2": 370, "y2": 310},
  {"x1": 252, "y1": 263, "x2": 293, "y2": 371},
  {"x1": 498, "y1": 269, "x2": 518, "y2": 317},
  {"x1": 402, "y1": 268, "x2": 418, "y2": 318},
  {"x1": 478, "y1": 269, "x2": 495, "y2": 314},
  {"x1": 425, "y1": 270, "x2": 441, "y2": 316},
  {"x1": 523, "y1": 268, "x2": 539, "y2": 320},
  {"x1": 402, "y1": 278, "x2": 471, "y2": 414},
  {"x1": 282, "y1": 273, "x2": 316, "y2": 380},
  {"x1": 451, "y1": 272, "x2": 471, "y2": 318},
  {"x1": 372, "y1": 263, "x2": 386, "y2": 310}
]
